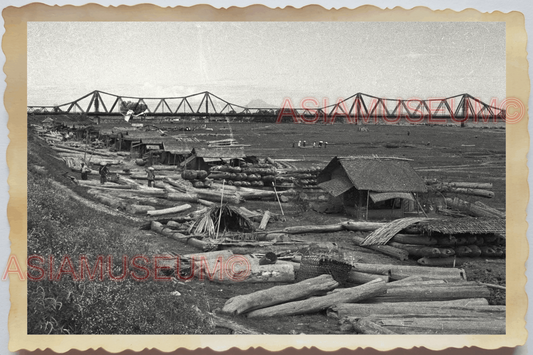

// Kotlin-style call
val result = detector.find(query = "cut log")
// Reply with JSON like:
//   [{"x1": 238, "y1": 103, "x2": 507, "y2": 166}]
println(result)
[
  {"x1": 147, "y1": 204, "x2": 192, "y2": 216},
  {"x1": 127, "y1": 204, "x2": 156, "y2": 214},
  {"x1": 347, "y1": 270, "x2": 390, "y2": 284},
  {"x1": 222, "y1": 274, "x2": 339, "y2": 315},
  {"x1": 445, "y1": 197, "x2": 504, "y2": 218},
  {"x1": 361, "y1": 315, "x2": 505, "y2": 334},
  {"x1": 198, "y1": 199, "x2": 215, "y2": 207},
  {"x1": 283, "y1": 224, "x2": 344, "y2": 234},
  {"x1": 389, "y1": 234, "x2": 437, "y2": 246},
  {"x1": 214, "y1": 263, "x2": 295, "y2": 283},
  {"x1": 366, "y1": 283, "x2": 491, "y2": 303},
  {"x1": 90, "y1": 192, "x2": 126, "y2": 209},
  {"x1": 387, "y1": 243, "x2": 443, "y2": 258},
  {"x1": 417, "y1": 256, "x2": 486, "y2": 267},
  {"x1": 195, "y1": 190, "x2": 242, "y2": 205},
  {"x1": 328, "y1": 299, "x2": 490, "y2": 318},
  {"x1": 165, "y1": 192, "x2": 199, "y2": 203},
  {"x1": 349, "y1": 317, "x2": 397, "y2": 335},
  {"x1": 446, "y1": 187, "x2": 494, "y2": 199},
  {"x1": 350, "y1": 262, "x2": 466, "y2": 281},
  {"x1": 239, "y1": 189, "x2": 294, "y2": 201},
  {"x1": 77, "y1": 180, "x2": 131, "y2": 189},
  {"x1": 341, "y1": 221, "x2": 386, "y2": 232},
  {"x1": 446, "y1": 182, "x2": 493, "y2": 189},
  {"x1": 352, "y1": 235, "x2": 409, "y2": 261},
  {"x1": 246, "y1": 279, "x2": 387, "y2": 318},
  {"x1": 52, "y1": 144, "x2": 112, "y2": 157},
  {"x1": 163, "y1": 177, "x2": 190, "y2": 193},
  {"x1": 258, "y1": 211, "x2": 271, "y2": 230}
]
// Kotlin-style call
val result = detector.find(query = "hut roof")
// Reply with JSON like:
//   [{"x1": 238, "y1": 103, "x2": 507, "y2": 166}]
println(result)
[
  {"x1": 317, "y1": 157, "x2": 427, "y2": 193},
  {"x1": 193, "y1": 147, "x2": 245, "y2": 159},
  {"x1": 163, "y1": 141, "x2": 194, "y2": 155},
  {"x1": 419, "y1": 217, "x2": 505, "y2": 235},
  {"x1": 123, "y1": 130, "x2": 165, "y2": 140}
]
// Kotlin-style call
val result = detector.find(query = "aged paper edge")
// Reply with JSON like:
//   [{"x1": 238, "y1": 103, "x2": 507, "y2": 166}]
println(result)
[{"x1": 3, "y1": 3, "x2": 529, "y2": 353}]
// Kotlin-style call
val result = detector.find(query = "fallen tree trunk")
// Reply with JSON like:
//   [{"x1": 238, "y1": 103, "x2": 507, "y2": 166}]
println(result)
[
  {"x1": 284, "y1": 224, "x2": 344, "y2": 234},
  {"x1": 246, "y1": 279, "x2": 387, "y2": 318},
  {"x1": 329, "y1": 302, "x2": 504, "y2": 319},
  {"x1": 222, "y1": 274, "x2": 339, "y2": 315},
  {"x1": 350, "y1": 262, "x2": 466, "y2": 281},
  {"x1": 352, "y1": 235, "x2": 409, "y2": 261},
  {"x1": 360, "y1": 315, "x2": 505, "y2": 334},
  {"x1": 366, "y1": 283, "x2": 491, "y2": 303}
]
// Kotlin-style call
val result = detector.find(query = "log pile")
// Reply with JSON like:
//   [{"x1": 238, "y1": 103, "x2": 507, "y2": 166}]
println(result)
[{"x1": 219, "y1": 271, "x2": 501, "y2": 334}]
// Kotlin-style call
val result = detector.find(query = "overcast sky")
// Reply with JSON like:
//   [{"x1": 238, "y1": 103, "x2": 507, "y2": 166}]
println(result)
[{"x1": 27, "y1": 21, "x2": 505, "y2": 108}]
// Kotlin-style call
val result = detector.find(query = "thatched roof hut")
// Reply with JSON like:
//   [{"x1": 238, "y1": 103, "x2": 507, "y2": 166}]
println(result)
[{"x1": 317, "y1": 156, "x2": 427, "y2": 220}]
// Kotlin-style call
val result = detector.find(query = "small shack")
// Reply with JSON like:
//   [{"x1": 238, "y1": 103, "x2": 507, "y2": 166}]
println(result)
[
  {"x1": 186, "y1": 147, "x2": 246, "y2": 171},
  {"x1": 161, "y1": 142, "x2": 194, "y2": 165},
  {"x1": 317, "y1": 157, "x2": 427, "y2": 220}
]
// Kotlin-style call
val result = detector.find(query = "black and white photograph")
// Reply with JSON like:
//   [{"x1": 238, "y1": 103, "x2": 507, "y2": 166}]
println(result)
[{"x1": 5, "y1": 3, "x2": 528, "y2": 353}]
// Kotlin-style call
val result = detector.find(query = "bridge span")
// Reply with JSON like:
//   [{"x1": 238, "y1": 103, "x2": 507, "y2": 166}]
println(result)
[{"x1": 27, "y1": 90, "x2": 506, "y2": 122}]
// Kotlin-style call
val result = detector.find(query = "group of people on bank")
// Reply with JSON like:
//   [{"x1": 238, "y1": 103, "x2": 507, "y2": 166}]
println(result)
[{"x1": 293, "y1": 140, "x2": 328, "y2": 148}]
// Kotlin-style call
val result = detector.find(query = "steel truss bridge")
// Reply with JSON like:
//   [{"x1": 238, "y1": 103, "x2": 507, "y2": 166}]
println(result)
[{"x1": 28, "y1": 90, "x2": 506, "y2": 122}]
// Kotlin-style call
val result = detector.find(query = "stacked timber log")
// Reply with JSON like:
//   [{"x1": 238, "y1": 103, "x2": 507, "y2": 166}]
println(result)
[
  {"x1": 357, "y1": 217, "x2": 505, "y2": 265},
  {"x1": 207, "y1": 164, "x2": 277, "y2": 188},
  {"x1": 424, "y1": 179, "x2": 504, "y2": 218},
  {"x1": 275, "y1": 166, "x2": 322, "y2": 187},
  {"x1": 219, "y1": 270, "x2": 501, "y2": 334}
]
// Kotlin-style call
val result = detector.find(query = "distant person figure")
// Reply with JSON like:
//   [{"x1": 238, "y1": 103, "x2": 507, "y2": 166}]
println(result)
[
  {"x1": 292, "y1": 142, "x2": 295, "y2": 148},
  {"x1": 319, "y1": 141, "x2": 323, "y2": 148},
  {"x1": 407, "y1": 130, "x2": 410, "y2": 136},
  {"x1": 324, "y1": 142, "x2": 328, "y2": 148},
  {"x1": 147, "y1": 167, "x2": 155, "y2": 187},
  {"x1": 98, "y1": 162, "x2": 109, "y2": 184},
  {"x1": 80, "y1": 163, "x2": 90, "y2": 181},
  {"x1": 303, "y1": 140, "x2": 307, "y2": 147},
  {"x1": 298, "y1": 140, "x2": 301, "y2": 147},
  {"x1": 313, "y1": 141, "x2": 316, "y2": 148}
]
